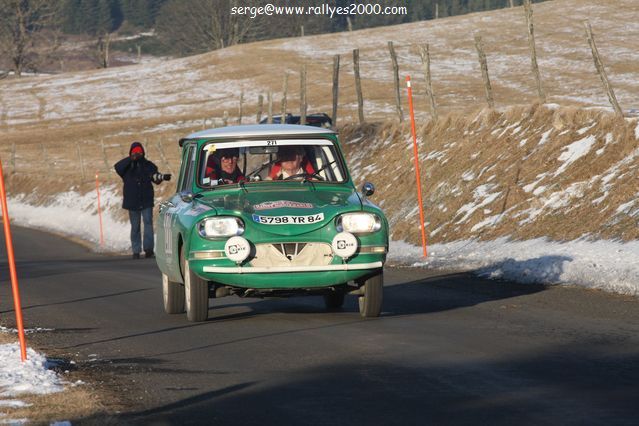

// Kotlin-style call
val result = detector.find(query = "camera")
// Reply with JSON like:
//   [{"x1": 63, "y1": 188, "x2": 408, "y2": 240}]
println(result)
[{"x1": 152, "y1": 172, "x2": 172, "y2": 182}]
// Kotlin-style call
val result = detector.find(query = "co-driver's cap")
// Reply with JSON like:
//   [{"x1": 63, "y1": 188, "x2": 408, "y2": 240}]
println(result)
[{"x1": 131, "y1": 146, "x2": 144, "y2": 155}]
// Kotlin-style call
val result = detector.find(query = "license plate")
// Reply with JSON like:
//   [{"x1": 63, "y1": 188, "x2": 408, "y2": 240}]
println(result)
[{"x1": 252, "y1": 213, "x2": 324, "y2": 225}]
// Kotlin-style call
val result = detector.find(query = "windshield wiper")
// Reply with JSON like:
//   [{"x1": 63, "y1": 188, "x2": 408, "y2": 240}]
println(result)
[{"x1": 314, "y1": 160, "x2": 336, "y2": 176}]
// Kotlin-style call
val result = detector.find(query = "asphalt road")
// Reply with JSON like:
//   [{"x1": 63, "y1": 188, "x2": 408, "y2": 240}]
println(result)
[{"x1": 1, "y1": 226, "x2": 638, "y2": 425}]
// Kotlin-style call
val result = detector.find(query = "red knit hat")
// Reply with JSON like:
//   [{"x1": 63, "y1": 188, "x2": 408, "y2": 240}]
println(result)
[{"x1": 131, "y1": 146, "x2": 144, "y2": 155}]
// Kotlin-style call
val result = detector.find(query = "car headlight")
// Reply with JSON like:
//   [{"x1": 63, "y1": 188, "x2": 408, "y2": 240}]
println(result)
[
  {"x1": 335, "y1": 212, "x2": 381, "y2": 234},
  {"x1": 198, "y1": 217, "x2": 244, "y2": 239}
]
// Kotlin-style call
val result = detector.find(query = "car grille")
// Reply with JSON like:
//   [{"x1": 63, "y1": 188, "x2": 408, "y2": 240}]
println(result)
[{"x1": 250, "y1": 242, "x2": 333, "y2": 267}]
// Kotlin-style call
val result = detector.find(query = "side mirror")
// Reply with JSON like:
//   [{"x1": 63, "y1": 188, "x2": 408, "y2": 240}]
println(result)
[
  {"x1": 361, "y1": 182, "x2": 375, "y2": 197},
  {"x1": 180, "y1": 191, "x2": 194, "y2": 203}
]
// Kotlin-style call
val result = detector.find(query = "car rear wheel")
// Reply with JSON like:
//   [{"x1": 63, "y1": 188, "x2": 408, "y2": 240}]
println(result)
[
  {"x1": 358, "y1": 272, "x2": 383, "y2": 318},
  {"x1": 182, "y1": 247, "x2": 209, "y2": 322},
  {"x1": 323, "y1": 290, "x2": 345, "y2": 310},
  {"x1": 162, "y1": 273, "x2": 185, "y2": 314}
]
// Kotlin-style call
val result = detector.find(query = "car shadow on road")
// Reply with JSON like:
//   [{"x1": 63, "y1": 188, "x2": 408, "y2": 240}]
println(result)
[{"x1": 379, "y1": 267, "x2": 550, "y2": 317}]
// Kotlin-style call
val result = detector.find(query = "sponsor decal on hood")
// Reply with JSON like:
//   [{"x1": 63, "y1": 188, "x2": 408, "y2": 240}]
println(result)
[{"x1": 253, "y1": 200, "x2": 314, "y2": 210}]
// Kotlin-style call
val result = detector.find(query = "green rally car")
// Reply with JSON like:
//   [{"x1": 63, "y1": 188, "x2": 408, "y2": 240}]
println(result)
[{"x1": 155, "y1": 124, "x2": 388, "y2": 322}]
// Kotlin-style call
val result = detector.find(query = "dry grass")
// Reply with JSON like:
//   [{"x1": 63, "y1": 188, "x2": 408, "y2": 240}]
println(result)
[
  {"x1": 1, "y1": 386, "x2": 108, "y2": 424},
  {"x1": 0, "y1": 332, "x2": 14, "y2": 345},
  {"x1": 340, "y1": 105, "x2": 639, "y2": 245}
]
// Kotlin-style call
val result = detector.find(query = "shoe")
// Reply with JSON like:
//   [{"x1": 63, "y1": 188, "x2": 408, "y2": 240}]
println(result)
[
  {"x1": 145, "y1": 250, "x2": 155, "y2": 259},
  {"x1": 132, "y1": 253, "x2": 141, "y2": 259}
]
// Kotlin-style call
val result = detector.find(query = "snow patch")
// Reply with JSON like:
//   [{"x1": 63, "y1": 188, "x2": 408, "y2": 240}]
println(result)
[
  {"x1": 554, "y1": 135, "x2": 596, "y2": 176},
  {"x1": 538, "y1": 129, "x2": 552, "y2": 146},
  {"x1": 455, "y1": 184, "x2": 501, "y2": 223},
  {"x1": 0, "y1": 343, "x2": 64, "y2": 397}
]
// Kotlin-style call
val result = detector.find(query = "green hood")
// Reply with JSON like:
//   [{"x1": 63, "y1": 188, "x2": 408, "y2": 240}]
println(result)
[{"x1": 197, "y1": 185, "x2": 363, "y2": 236}]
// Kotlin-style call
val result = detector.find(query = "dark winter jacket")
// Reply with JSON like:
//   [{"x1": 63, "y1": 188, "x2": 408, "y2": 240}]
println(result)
[{"x1": 114, "y1": 142, "x2": 159, "y2": 210}]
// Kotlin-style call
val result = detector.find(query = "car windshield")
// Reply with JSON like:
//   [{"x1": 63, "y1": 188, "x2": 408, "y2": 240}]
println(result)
[{"x1": 198, "y1": 139, "x2": 347, "y2": 188}]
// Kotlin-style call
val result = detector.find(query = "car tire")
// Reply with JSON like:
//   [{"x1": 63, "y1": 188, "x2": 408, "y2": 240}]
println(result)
[
  {"x1": 182, "y1": 247, "x2": 209, "y2": 322},
  {"x1": 323, "y1": 290, "x2": 345, "y2": 310},
  {"x1": 358, "y1": 272, "x2": 383, "y2": 318},
  {"x1": 162, "y1": 273, "x2": 185, "y2": 314}
]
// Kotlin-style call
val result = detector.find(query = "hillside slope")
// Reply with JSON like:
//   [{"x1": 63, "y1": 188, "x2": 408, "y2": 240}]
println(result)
[{"x1": 1, "y1": 0, "x2": 639, "y2": 249}]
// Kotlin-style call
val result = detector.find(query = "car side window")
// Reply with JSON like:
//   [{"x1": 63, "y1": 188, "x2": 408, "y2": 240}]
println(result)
[{"x1": 180, "y1": 145, "x2": 197, "y2": 193}]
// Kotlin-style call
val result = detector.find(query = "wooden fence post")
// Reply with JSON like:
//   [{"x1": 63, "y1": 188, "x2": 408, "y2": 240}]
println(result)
[
  {"x1": 388, "y1": 41, "x2": 403, "y2": 122},
  {"x1": 419, "y1": 44, "x2": 438, "y2": 120},
  {"x1": 332, "y1": 54, "x2": 340, "y2": 129},
  {"x1": 347, "y1": 17, "x2": 352, "y2": 32},
  {"x1": 509, "y1": 0, "x2": 514, "y2": 7},
  {"x1": 584, "y1": 21, "x2": 623, "y2": 116},
  {"x1": 267, "y1": 91, "x2": 273, "y2": 124},
  {"x1": 353, "y1": 48, "x2": 365, "y2": 124},
  {"x1": 76, "y1": 143, "x2": 86, "y2": 180},
  {"x1": 435, "y1": 3, "x2": 439, "y2": 19},
  {"x1": 300, "y1": 65, "x2": 307, "y2": 125},
  {"x1": 37, "y1": 96, "x2": 45, "y2": 121},
  {"x1": 156, "y1": 140, "x2": 173, "y2": 175},
  {"x1": 524, "y1": 0, "x2": 545, "y2": 103},
  {"x1": 474, "y1": 35, "x2": 495, "y2": 109},
  {"x1": 1, "y1": 104, "x2": 7, "y2": 131},
  {"x1": 223, "y1": 110, "x2": 229, "y2": 126},
  {"x1": 300, "y1": 25, "x2": 304, "y2": 37},
  {"x1": 100, "y1": 139, "x2": 109, "y2": 171},
  {"x1": 238, "y1": 91, "x2": 244, "y2": 124},
  {"x1": 257, "y1": 94, "x2": 264, "y2": 123},
  {"x1": 10, "y1": 143, "x2": 16, "y2": 174},
  {"x1": 281, "y1": 72, "x2": 289, "y2": 120}
]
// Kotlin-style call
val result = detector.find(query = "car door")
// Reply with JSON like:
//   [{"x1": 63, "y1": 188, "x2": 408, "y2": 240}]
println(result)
[{"x1": 158, "y1": 143, "x2": 197, "y2": 281}]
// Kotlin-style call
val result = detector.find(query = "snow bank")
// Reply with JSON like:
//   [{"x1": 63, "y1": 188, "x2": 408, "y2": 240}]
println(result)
[
  {"x1": 0, "y1": 343, "x2": 64, "y2": 397},
  {"x1": 5, "y1": 186, "x2": 129, "y2": 253},
  {"x1": 389, "y1": 238, "x2": 639, "y2": 296}
]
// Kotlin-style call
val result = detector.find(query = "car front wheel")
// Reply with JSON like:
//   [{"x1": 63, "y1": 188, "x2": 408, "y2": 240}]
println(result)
[
  {"x1": 358, "y1": 272, "x2": 383, "y2": 318},
  {"x1": 162, "y1": 273, "x2": 185, "y2": 314},
  {"x1": 182, "y1": 247, "x2": 209, "y2": 322}
]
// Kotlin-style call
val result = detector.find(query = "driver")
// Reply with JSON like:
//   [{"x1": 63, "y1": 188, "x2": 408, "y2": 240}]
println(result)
[
  {"x1": 205, "y1": 147, "x2": 246, "y2": 184},
  {"x1": 268, "y1": 146, "x2": 315, "y2": 180}
]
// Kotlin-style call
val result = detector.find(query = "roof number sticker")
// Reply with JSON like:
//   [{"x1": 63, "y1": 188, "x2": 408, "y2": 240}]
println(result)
[{"x1": 252, "y1": 213, "x2": 324, "y2": 225}]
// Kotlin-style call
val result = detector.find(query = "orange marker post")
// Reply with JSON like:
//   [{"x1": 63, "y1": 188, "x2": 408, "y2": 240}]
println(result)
[
  {"x1": 95, "y1": 172, "x2": 104, "y2": 247},
  {"x1": 406, "y1": 76, "x2": 428, "y2": 258},
  {"x1": 0, "y1": 159, "x2": 27, "y2": 361}
]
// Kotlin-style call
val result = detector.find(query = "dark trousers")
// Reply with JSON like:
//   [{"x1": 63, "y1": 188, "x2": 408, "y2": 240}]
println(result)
[{"x1": 129, "y1": 207, "x2": 154, "y2": 254}]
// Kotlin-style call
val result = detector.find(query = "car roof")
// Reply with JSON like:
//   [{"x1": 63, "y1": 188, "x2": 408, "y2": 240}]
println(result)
[{"x1": 185, "y1": 124, "x2": 336, "y2": 140}]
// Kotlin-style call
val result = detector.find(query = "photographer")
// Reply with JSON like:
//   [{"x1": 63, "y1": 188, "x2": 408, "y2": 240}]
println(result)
[{"x1": 114, "y1": 142, "x2": 171, "y2": 259}]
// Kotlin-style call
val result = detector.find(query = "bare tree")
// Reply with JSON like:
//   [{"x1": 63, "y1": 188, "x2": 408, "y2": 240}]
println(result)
[
  {"x1": 0, "y1": 0, "x2": 61, "y2": 77},
  {"x1": 155, "y1": 0, "x2": 262, "y2": 55}
]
